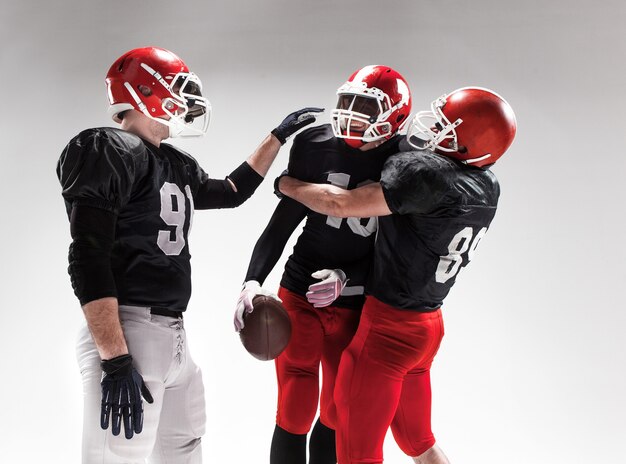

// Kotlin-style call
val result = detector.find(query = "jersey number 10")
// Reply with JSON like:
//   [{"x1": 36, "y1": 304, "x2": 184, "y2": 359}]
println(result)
[
  {"x1": 325, "y1": 172, "x2": 377, "y2": 237},
  {"x1": 436, "y1": 226, "x2": 488, "y2": 284}
]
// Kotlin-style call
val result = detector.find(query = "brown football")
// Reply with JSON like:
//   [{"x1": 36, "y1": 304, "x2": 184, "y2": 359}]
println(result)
[{"x1": 239, "y1": 295, "x2": 291, "y2": 361}]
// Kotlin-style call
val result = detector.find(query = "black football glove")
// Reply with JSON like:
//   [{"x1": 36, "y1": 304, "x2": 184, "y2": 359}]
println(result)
[
  {"x1": 100, "y1": 354, "x2": 154, "y2": 439},
  {"x1": 273, "y1": 169, "x2": 289, "y2": 199},
  {"x1": 271, "y1": 107, "x2": 324, "y2": 145}
]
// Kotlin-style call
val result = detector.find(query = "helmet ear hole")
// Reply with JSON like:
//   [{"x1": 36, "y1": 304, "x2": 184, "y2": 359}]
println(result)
[
  {"x1": 457, "y1": 145, "x2": 467, "y2": 153},
  {"x1": 396, "y1": 114, "x2": 405, "y2": 123},
  {"x1": 138, "y1": 85, "x2": 152, "y2": 97}
]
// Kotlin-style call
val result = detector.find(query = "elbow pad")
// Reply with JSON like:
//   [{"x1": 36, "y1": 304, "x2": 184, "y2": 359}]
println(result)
[
  {"x1": 68, "y1": 205, "x2": 118, "y2": 305},
  {"x1": 227, "y1": 162, "x2": 263, "y2": 204}
]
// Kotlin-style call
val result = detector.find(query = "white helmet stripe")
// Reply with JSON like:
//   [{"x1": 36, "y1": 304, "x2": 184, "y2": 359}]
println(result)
[
  {"x1": 396, "y1": 78, "x2": 410, "y2": 106},
  {"x1": 351, "y1": 65, "x2": 378, "y2": 83}
]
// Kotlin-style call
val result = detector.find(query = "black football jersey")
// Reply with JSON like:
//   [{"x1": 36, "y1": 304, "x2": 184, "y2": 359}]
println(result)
[
  {"x1": 246, "y1": 124, "x2": 400, "y2": 310},
  {"x1": 367, "y1": 149, "x2": 500, "y2": 311},
  {"x1": 57, "y1": 127, "x2": 234, "y2": 311}
]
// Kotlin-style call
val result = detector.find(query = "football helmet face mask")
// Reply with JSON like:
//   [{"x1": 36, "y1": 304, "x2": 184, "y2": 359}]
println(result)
[
  {"x1": 106, "y1": 47, "x2": 211, "y2": 138},
  {"x1": 407, "y1": 87, "x2": 516, "y2": 167},
  {"x1": 331, "y1": 65, "x2": 412, "y2": 148}
]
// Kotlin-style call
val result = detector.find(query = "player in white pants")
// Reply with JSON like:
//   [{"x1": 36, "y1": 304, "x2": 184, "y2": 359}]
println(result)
[
  {"x1": 77, "y1": 306, "x2": 206, "y2": 463},
  {"x1": 57, "y1": 46, "x2": 322, "y2": 463}
]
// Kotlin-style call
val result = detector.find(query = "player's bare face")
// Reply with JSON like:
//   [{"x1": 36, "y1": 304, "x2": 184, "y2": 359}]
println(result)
[{"x1": 337, "y1": 95, "x2": 381, "y2": 134}]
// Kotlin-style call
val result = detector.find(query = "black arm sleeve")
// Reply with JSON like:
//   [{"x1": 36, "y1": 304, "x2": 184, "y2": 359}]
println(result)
[
  {"x1": 227, "y1": 162, "x2": 264, "y2": 200},
  {"x1": 194, "y1": 162, "x2": 263, "y2": 210},
  {"x1": 244, "y1": 197, "x2": 308, "y2": 285},
  {"x1": 68, "y1": 204, "x2": 118, "y2": 305}
]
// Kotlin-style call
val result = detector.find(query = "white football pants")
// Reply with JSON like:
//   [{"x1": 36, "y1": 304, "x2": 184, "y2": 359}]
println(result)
[{"x1": 76, "y1": 305, "x2": 206, "y2": 463}]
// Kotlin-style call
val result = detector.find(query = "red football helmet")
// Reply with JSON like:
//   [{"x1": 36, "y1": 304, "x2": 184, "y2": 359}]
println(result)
[
  {"x1": 407, "y1": 87, "x2": 516, "y2": 167},
  {"x1": 105, "y1": 47, "x2": 211, "y2": 137},
  {"x1": 331, "y1": 65, "x2": 412, "y2": 148}
]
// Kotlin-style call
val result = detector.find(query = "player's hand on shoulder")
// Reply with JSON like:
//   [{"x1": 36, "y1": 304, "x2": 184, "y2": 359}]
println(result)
[
  {"x1": 100, "y1": 354, "x2": 153, "y2": 440},
  {"x1": 306, "y1": 269, "x2": 347, "y2": 308},
  {"x1": 234, "y1": 280, "x2": 282, "y2": 332},
  {"x1": 271, "y1": 107, "x2": 325, "y2": 145}
]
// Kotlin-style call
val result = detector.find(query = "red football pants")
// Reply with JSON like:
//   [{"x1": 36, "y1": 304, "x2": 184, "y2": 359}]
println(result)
[
  {"x1": 334, "y1": 296, "x2": 444, "y2": 464},
  {"x1": 275, "y1": 287, "x2": 361, "y2": 434}
]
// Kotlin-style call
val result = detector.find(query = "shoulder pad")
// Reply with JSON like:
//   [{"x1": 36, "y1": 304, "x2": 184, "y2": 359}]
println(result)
[
  {"x1": 293, "y1": 124, "x2": 334, "y2": 145},
  {"x1": 57, "y1": 127, "x2": 147, "y2": 211}
]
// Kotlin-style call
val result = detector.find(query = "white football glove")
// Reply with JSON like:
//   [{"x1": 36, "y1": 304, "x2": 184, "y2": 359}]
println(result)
[
  {"x1": 234, "y1": 280, "x2": 282, "y2": 332},
  {"x1": 306, "y1": 269, "x2": 348, "y2": 308}
]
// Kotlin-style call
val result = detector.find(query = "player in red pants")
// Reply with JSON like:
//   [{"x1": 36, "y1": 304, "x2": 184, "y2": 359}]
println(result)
[
  {"x1": 277, "y1": 87, "x2": 517, "y2": 463},
  {"x1": 333, "y1": 297, "x2": 444, "y2": 463},
  {"x1": 233, "y1": 66, "x2": 412, "y2": 464},
  {"x1": 274, "y1": 287, "x2": 360, "y2": 437}
]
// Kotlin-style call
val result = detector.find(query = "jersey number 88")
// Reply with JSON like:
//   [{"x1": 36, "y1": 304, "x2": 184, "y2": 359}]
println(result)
[{"x1": 436, "y1": 227, "x2": 488, "y2": 284}]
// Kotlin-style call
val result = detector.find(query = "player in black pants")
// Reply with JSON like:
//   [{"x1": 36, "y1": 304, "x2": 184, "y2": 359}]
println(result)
[
  {"x1": 233, "y1": 66, "x2": 412, "y2": 464},
  {"x1": 277, "y1": 87, "x2": 517, "y2": 464},
  {"x1": 57, "y1": 46, "x2": 322, "y2": 464}
]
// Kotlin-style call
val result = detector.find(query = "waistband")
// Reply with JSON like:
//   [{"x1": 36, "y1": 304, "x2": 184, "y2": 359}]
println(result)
[
  {"x1": 364, "y1": 295, "x2": 442, "y2": 320},
  {"x1": 118, "y1": 304, "x2": 183, "y2": 319}
]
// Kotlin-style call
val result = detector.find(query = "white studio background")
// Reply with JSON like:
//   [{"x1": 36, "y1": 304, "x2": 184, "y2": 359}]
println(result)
[{"x1": 1, "y1": 0, "x2": 625, "y2": 462}]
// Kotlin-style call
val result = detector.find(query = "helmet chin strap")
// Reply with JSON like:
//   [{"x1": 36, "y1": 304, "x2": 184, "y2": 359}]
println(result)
[{"x1": 168, "y1": 124, "x2": 182, "y2": 138}]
